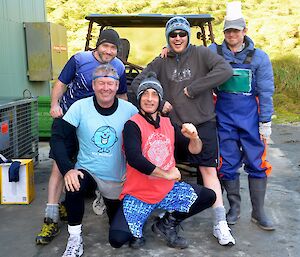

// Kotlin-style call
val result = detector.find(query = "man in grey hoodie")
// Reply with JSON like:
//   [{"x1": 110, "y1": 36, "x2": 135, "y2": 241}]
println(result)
[{"x1": 131, "y1": 16, "x2": 235, "y2": 246}]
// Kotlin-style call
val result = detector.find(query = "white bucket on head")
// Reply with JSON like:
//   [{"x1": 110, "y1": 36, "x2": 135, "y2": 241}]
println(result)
[{"x1": 225, "y1": 1, "x2": 243, "y2": 21}]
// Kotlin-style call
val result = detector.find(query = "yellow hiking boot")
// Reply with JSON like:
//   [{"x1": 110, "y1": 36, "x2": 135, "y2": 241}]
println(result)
[{"x1": 35, "y1": 218, "x2": 60, "y2": 245}]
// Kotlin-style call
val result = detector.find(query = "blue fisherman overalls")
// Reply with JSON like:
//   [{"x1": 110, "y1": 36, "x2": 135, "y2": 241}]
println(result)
[{"x1": 215, "y1": 47, "x2": 272, "y2": 180}]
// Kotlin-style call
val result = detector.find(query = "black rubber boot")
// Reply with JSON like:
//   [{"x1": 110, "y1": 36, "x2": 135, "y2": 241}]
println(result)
[
  {"x1": 248, "y1": 177, "x2": 275, "y2": 231},
  {"x1": 222, "y1": 179, "x2": 241, "y2": 225},
  {"x1": 152, "y1": 212, "x2": 188, "y2": 249}
]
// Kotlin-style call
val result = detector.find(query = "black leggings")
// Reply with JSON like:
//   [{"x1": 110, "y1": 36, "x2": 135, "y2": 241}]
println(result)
[
  {"x1": 65, "y1": 170, "x2": 120, "y2": 225},
  {"x1": 109, "y1": 183, "x2": 216, "y2": 248}
]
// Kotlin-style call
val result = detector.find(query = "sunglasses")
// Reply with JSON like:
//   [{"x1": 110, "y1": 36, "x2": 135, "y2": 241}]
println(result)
[{"x1": 169, "y1": 31, "x2": 188, "y2": 38}]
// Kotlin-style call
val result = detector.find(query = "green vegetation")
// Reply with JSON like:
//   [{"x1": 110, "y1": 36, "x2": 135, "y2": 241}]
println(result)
[
  {"x1": 272, "y1": 55, "x2": 300, "y2": 123},
  {"x1": 46, "y1": 0, "x2": 300, "y2": 123}
]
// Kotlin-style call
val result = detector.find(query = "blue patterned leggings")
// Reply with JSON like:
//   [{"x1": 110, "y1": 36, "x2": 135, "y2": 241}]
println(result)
[
  {"x1": 123, "y1": 182, "x2": 197, "y2": 237},
  {"x1": 109, "y1": 182, "x2": 216, "y2": 248}
]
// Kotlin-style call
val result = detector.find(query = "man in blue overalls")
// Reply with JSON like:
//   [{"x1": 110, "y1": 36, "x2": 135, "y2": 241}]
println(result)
[{"x1": 209, "y1": 1, "x2": 275, "y2": 231}]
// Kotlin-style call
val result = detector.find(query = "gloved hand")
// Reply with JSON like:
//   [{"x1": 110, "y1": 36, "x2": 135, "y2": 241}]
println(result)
[{"x1": 259, "y1": 121, "x2": 272, "y2": 140}]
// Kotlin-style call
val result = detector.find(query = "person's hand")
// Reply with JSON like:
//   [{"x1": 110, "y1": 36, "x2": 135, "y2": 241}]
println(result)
[
  {"x1": 50, "y1": 104, "x2": 63, "y2": 118},
  {"x1": 64, "y1": 169, "x2": 84, "y2": 192},
  {"x1": 162, "y1": 101, "x2": 173, "y2": 115},
  {"x1": 183, "y1": 87, "x2": 193, "y2": 98},
  {"x1": 181, "y1": 123, "x2": 199, "y2": 139},
  {"x1": 259, "y1": 121, "x2": 272, "y2": 140},
  {"x1": 166, "y1": 166, "x2": 181, "y2": 181},
  {"x1": 160, "y1": 46, "x2": 169, "y2": 58}
]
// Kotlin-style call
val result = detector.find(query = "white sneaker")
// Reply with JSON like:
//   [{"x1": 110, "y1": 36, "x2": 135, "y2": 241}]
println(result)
[
  {"x1": 62, "y1": 235, "x2": 83, "y2": 257},
  {"x1": 92, "y1": 190, "x2": 106, "y2": 215},
  {"x1": 213, "y1": 220, "x2": 235, "y2": 246}
]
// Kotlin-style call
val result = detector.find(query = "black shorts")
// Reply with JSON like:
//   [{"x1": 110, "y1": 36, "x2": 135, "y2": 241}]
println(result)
[
  {"x1": 49, "y1": 118, "x2": 78, "y2": 161},
  {"x1": 175, "y1": 120, "x2": 218, "y2": 167}
]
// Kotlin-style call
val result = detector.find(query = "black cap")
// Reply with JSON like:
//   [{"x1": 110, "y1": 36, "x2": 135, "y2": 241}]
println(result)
[{"x1": 96, "y1": 29, "x2": 120, "y2": 49}]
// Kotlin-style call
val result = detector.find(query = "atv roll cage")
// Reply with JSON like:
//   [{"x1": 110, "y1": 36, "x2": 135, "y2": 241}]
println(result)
[
  {"x1": 84, "y1": 14, "x2": 215, "y2": 70},
  {"x1": 84, "y1": 14, "x2": 215, "y2": 50}
]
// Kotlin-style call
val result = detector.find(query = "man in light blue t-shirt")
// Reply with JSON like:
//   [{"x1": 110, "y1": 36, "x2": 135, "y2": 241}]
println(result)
[
  {"x1": 51, "y1": 64, "x2": 137, "y2": 257},
  {"x1": 36, "y1": 29, "x2": 128, "y2": 246}
]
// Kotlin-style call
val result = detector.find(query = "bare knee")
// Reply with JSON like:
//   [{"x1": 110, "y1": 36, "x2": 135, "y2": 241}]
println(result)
[
  {"x1": 199, "y1": 166, "x2": 218, "y2": 179},
  {"x1": 50, "y1": 161, "x2": 63, "y2": 178}
]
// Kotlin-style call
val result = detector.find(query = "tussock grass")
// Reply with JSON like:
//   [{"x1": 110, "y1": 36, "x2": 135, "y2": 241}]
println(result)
[
  {"x1": 272, "y1": 55, "x2": 300, "y2": 123},
  {"x1": 273, "y1": 55, "x2": 300, "y2": 95}
]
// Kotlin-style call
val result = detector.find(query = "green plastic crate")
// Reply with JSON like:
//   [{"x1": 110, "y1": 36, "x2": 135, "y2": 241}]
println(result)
[{"x1": 38, "y1": 96, "x2": 52, "y2": 138}]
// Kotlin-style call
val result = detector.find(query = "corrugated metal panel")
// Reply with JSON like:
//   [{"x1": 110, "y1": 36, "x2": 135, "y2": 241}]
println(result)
[
  {"x1": 0, "y1": 0, "x2": 49, "y2": 98},
  {"x1": 5, "y1": 0, "x2": 21, "y2": 22},
  {"x1": 21, "y1": 0, "x2": 46, "y2": 22},
  {"x1": 0, "y1": 8, "x2": 9, "y2": 76},
  {"x1": 0, "y1": 1, "x2": 7, "y2": 21}
]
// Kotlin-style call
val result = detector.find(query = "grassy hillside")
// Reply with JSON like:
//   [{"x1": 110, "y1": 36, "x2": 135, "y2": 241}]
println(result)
[{"x1": 46, "y1": 0, "x2": 300, "y2": 123}]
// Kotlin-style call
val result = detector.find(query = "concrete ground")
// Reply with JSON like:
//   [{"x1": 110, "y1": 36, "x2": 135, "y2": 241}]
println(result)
[{"x1": 0, "y1": 124, "x2": 299, "y2": 257}]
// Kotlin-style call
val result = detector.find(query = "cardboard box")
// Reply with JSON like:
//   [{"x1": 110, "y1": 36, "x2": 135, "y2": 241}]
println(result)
[{"x1": 0, "y1": 159, "x2": 35, "y2": 204}]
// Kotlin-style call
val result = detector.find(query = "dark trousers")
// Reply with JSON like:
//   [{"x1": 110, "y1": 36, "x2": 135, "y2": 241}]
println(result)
[{"x1": 65, "y1": 170, "x2": 120, "y2": 226}]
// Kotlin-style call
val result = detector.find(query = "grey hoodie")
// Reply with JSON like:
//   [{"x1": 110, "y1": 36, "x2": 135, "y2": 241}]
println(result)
[{"x1": 131, "y1": 45, "x2": 233, "y2": 125}]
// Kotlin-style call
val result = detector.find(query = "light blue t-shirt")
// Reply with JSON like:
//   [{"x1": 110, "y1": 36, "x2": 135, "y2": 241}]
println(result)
[{"x1": 63, "y1": 96, "x2": 138, "y2": 182}]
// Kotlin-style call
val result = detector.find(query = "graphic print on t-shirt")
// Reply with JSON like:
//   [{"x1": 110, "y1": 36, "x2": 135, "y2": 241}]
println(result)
[
  {"x1": 92, "y1": 126, "x2": 118, "y2": 153},
  {"x1": 171, "y1": 68, "x2": 192, "y2": 82},
  {"x1": 143, "y1": 132, "x2": 173, "y2": 171}
]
